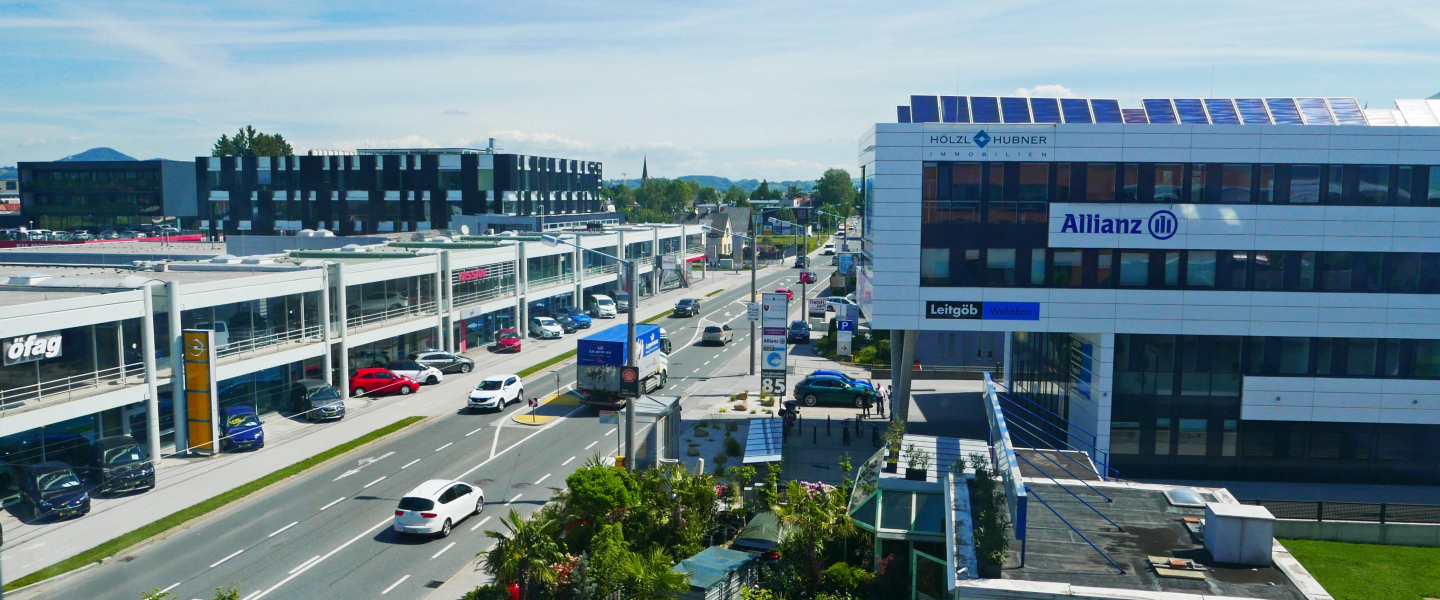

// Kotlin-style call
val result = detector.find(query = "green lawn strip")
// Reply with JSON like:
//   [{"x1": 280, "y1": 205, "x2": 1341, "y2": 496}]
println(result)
[
  {"x1": 516, "y1": 350, "x2": 578, "y2": 379},
  {"x1": 1282, "y1": 538, "x2": 1440, "y2": 600},
  {"x1": 705, "y1": 288, "x2": 725, "y2": 297},
  {"x1": 4, "y1": 416, "x2": 426, "y2": 592}
]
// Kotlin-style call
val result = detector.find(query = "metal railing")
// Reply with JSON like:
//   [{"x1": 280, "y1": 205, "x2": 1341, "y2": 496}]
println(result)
[
  {"x1": 686, "y1": 244, "x2": 705, "y2": 256},
  {"x1": 216, "y1": 325, "x2": 323, "y2": 360},
  {"x1": 453, "y1": 285, "x2": 514, "y2": 308},
  {"x1": 346, "y1": 301, "x2": 438, "y2": 329},
  {"x1": 0, "y1": 362, "x2": 147, "y2": 416},
  {"x1": 1242, "y1": 499, "x2": 1440, "y2": 524},
  {"x1": 527, "y1": 271, "x2": 575, "y2": 290},
  {"x1": 585, "y1": 263, "x2": 620, "y2": 277}
]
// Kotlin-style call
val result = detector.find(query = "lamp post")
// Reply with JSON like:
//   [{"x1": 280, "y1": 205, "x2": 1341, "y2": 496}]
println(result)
[
  {"x1": 768, "y1": 215, "x2": 810, "y2": 326},
  {"x1": 542, "y1": 234, "x2": 639, "y2": 471},
  {"x1": 700, "y1": 224, "x2": 757, "y2": 375}
]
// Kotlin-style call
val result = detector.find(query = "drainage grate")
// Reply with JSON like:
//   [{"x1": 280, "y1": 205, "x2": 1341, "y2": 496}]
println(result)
[
  {"x1": 424, "y1": 580, "x2": 445, "y2": 589},
  {"x1": 512, "y1": 482, "x2": 532, "y2": 489}
]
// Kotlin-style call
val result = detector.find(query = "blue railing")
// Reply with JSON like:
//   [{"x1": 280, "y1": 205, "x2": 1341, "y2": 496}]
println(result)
[{"x1": 991, "y1": 381, "x2": 1119, "y2": 480}]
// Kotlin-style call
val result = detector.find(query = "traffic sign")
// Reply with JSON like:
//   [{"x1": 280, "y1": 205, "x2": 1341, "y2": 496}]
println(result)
[
  {"x1": 528, "y1": 397, "x2": 540, "y2": 408},
  {"x1": 837, "y1": 320, "x2": 855, "y2": 332},
  {"x1": 747, "y1": 302, "x2": 760, "y2": 322}
]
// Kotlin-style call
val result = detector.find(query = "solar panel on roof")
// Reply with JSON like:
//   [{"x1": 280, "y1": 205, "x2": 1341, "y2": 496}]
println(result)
[
  {"x1": 1234, "y1": 99, "x2": 1271, "y2": 124},
  {"x1": 971, "y1": 97, "x2": 1001, "y2": 123},
  {"x1": 1091, "y1": 99, "x2": 1123, "y2": 123},
  {"x1": 910, "y1": 95, "x2": 940, "y2": 123},
  {"x1": 897, "y1": 106, "x2": 912, "y2": 123},
  {"x1": 1142, "y1": 99, "x2": 1178, "y2": 124},
  {"x1": 1295, "y1": 98, "x2": 1334, "y2": 125},
  {"x1": 1204, "y1": 99, "x2": 1241, "y2": 124},
  {"x1": 1265, "y1": 98, "x2": 1304, "y2": 124},
  {"x1": 1173, "y1": 99, "x2": 1210, "y2": 124},
  {"x1": 1061, "y1": 98, "x2": 1093, "y2": 123},
  {"x1": 941, "y1": 96, "x2": 970, "y2": 123},
  {"x1": 1326, "y1": 98, "x2": 1365, "y2": 125},
  {"x1": 1030, "y1": 98, "x2": 1062, "y2": 123},
  {"x1": 1122, "y1": 108, "x2": 1150, "y2": 124},
  {"x1": 1000, "y1": 97, "x2": 1032, "y2": 123}
]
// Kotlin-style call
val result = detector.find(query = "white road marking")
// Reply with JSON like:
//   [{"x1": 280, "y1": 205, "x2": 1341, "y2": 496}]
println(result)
[
  {"x1": 242, "y1": 592, "x2": 262, "y2": 600},
  {"x1": 605, "y1": 428, "x2": 616, "y2": 436},
  {"x1": 470, "y1": 515, "x2": 492, "y2": 531},
  {"x1": 320, "y1": 497, "x2": 345, "y2": 511},
  {"x1": 454, "y1": 403, "x2": 587, "y2": 481},
  {"x1": 585, "y1": 441, "x2": 598, "y2": 450},
  {"x1": 364, "y1": 476, "x2": 386, "y2": 489},
  {"x1": 401, "y1": 458, "x2": 420, "y2": 469},
  {"x1": 209, "y1": 549, "x2": 244, "y2": 569},
  {"x1": 332, "y1": 451, "x2": 395, "y2": 481},
  {"x1": 435, "y1": 442, "x2": 453, "y2": 452},
  {"x1": 535, "y1": 473, "x2": 551, "y2": 485},
  {"x1": 507, "y1": 493, "x2": 522, "y2": 505},
  {"x1": 490, "y1": 413, "x2": 504, "y2": 458},
  {"x1": 382, "y1": 574, "x2": 410, "y2": 595},
  {"x1": 561, "y1": 456, "x2": 575, "y2": 466},
  {"x1": 288, "y1": 555, "x2": 321, "y2": 574},
  {"x1": 268, "y1": 522, "x2": 298, "y2": 538},
  {"x1": 466, "y1": 427, "x2": 483, "y2": 437},
  {"x1": 252, "y1": 517, "x2": 392, "y2": 599},
  {"x1": 704, "y1": 360, "x2": 711, "y2": 365},
  {"x1": 160, "y1": 582, "x2": 181, "y2": 594},
  {"x1": 431, "y1": 542, "x2": 456, "y2": 560}
]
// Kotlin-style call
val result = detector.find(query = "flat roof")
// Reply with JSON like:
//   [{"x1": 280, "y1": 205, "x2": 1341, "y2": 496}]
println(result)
[{"x1": 0, "y1": 241, "x2": 225, "y2": 259}]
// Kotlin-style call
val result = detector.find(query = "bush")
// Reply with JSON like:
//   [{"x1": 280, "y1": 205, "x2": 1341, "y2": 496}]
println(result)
[
  {"x1": 461, "y1": 584, "x2": 511, "y2": 600},
  {"x1": 853, "y1": 346, "x2": 877, "y2": 364},
  {"x1": 822, "y1": 562, "x2": 874, "y2": 597},
  {"x1": 713, "y1": 452, "x2": 729, "y2": 465},
  {"x1": 759, "y1": 397, "x2": 775, "y2": 407},
  {"x1": 724, "y1": 436, "x2": 742, "y2": 457}
]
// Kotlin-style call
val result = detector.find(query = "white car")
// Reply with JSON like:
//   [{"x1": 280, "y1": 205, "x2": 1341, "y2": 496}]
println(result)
[
  {"x1": 822, "y1": 243, "x2": 836, "y2": 255},
  {"x1": 468, "y1": 374, "x2": 524, "y2": 411},
  {"x1": 530, "y1": 316, "x2": 564, "y2": 339},
  {"x1": 353, "y1": 291, "x2": 408, "y2": 313},
  {"x1": 826, "y1": 296, "x2": 857, "y2": 312},
  {"x1": 393, "y1": 479, "x2": 483, "y2": 538},
  {"x1": 387, "y1": 359, "x2": 445, "y2": 385}
]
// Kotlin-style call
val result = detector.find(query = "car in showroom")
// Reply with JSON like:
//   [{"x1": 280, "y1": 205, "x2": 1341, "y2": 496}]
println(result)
[
  {"x1": 787, "y1": 320, "x2": 811, "y2": 343},
  {"x1": 408, "y1": 350, "x2": 475, "y2": 374},
  {"x1": 792, "y1": 374, "x2": 878, "y2": 408},
  {"x1": 702, "y1": 324, "x2": 734, "y2": 345},
  {"x1": 349, "y1": 368, "x2": 419, "y2": 397},
  {"x1": 673, "y1": 298, "x2": 702, "y2": 317},
  {"x1": 468, "y1": 374, "x2": 524, "y2": 411},
  {"x1": 387, "y1": 360, "x2": 445, "y2": 385},
  {"x1": 289, "y1": 379, "x2": 346, "y2": 421},
  {"x1": 495, "y1": 328, "x2": 522, "y2": 352},
  {"x1": 393, "y1": 479, "x2": 484, "y2": 538},
  {"x1": 530, "y1": 316, "x2": 565, "y2": 339}
]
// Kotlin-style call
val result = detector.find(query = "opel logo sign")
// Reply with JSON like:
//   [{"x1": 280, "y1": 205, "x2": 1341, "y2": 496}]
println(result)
[
  {"x1": 187, "y1": 338, "x2": 206, "y2": 358},
  {"x1": 1147, "y1": 210, "x2": 1178, "y2": 241}
]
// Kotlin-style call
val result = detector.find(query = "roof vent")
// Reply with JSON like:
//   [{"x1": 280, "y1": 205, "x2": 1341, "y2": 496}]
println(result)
[
  {"x1": 341, "y1": 244, "x2": 367, "y2": 253},
  {"x1": 5, "y1": 271, "x2": 54, "y2": 285},
  {"x1": 1163, "y1": 486, "x2": 1206, "y2": 508},
  {"x1": 298, "y1": 229, "x2": 316, "y2": 237},
  {"x1": 314, "y1": 229, "x2": 335, "y2": 237},
  {"x1": 208, "y1": 254, "x2": 241, "y2": 264}
]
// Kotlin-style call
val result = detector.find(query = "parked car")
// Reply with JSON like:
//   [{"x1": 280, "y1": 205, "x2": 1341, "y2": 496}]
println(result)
[
  {"x1": 792, "y1": 256, "x2": 810, "y2": 268},
  {"x1": 826, "y1": 296, "x2": 857, "y2": 312},
  {"x1": 351, "y1": 291, "x2": 409, "y2": 314},
  {"x1": 792, "y1": 375, "x2": 878, "y2": 407},
  {"x1": 702, "y1": 324, "x2": 734, "y2": 345},
  {"x1": 809, "y1": 369, "x2": 875, "y2": 390},
  {"x1": 227, "y1": 312, "x2": 269, "y2": 341},
  {"x1": 559, "y1": 306, "x2": 592, "y2": 328},
  {"x1": 387, "y1": 360, "x2": 445, "y2": 385},
  {"x1": 787, "y1": 320, "x2": 811, "y2": 343},
  {"x1": 408, "y1": 350, "x2": 474, "y2": 374},
  {"x1": 614, "y1": 292, "x2": 631, "y2": 313},
  {"x1": 673, "y1": 298, "x2": 701, "y2": 317},
  {"x1": 467, "y1": 374, "x2": 524, "y2": 411},
  {"x1": 775, "y1": 288, "x2": 793, "y2": 302},
  {"x1": 495, "y1": 328, "x2": 522, "y2": 352},
  {"x1": 70, "y1": 230, "x2": 93, "y2": 241},
  {"x1": 587, "y1": 294, "x2": 617, "y2": 318},
  {"x1": 289, "y1": 379, "x2": 345, "y2": 421},
  {"x1": 349, "y1": 367, "x2": 418, "y2": 396},
  {"x1": 220, "y1": 406, "x2": 266, "y2": 451},
  {"x1": 192, "y1": 321, "x2": 231, "y2": 349},
  {"x1": 83, "y1": 435, "x2": 154, "y2": 494},
  {"x1": 393, "y1": 479, "x2": 483, "y2": 538},
  {"x1": 822, "y1": 243, "x2": 836, "y2": 255},
  {"x1": 553, "y1": 314, "x2": 580, "y2": 333},
  {"x1": 14, "y1": 462, "x2": 90, "y2": 521},
  {"x1": 530, "y1": 316, "x2": 564, "y2": 339},
  {"x1": 119, "y1": 230, "x2": 146, "y2": 239},
  {"x1": 99, "y1": 229, "x2": 120, "y2": 240}
]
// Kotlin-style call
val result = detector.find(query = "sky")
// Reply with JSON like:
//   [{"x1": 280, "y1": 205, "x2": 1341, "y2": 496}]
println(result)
[{"x1": 2, "y1": 0, "x2": 1439, "y2": 181}]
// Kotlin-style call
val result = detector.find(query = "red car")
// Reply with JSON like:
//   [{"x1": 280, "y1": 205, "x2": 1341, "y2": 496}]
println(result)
[
  {"x1": 775, "y1": 288, "x2": 793, "y2": 302},
  {"x1": 349, "y1": 368, "x2": 418, "y2": 397},
  {"x1": 495, "y1": 328, "x2": 522, "y2": 352}
]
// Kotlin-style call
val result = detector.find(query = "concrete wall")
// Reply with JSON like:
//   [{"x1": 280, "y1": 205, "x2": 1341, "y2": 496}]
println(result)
[{"x1": 1274, "y1": 518, "x2": 1440, "y2": 547}]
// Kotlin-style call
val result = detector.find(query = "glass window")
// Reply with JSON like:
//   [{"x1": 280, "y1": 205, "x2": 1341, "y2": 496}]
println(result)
[
  {"x1": 1154, "y1": 418, "x2": 1172, "y2": 455},
  {"x1": 1347, "y1": 339, "x2": 1378, "y2": 376},
  {"x1": 1189, "y1": 164, "x2": 1207, "y2": 203},
  {"x1": 1279, "y1": 338, "x2": 1310, "y2": 374},
  {"x1": 1086, "y1": 164, "x2": 1116, "y2": 201},
  {"x1": 1221, "y1": 164, "x2": 1252, "y2": 203},
  {"x1": 1326, "y1": 165, "x2": 1344, "y2": 204},
  {"x1": 1290, "y1": 165, "x2": 1321, "y2": 203},
  {"x1": 1111, "y1": 422, "x2": 1140, "y2": 454},
  {"x1": 1154, "y1": 164, "x2": 1183, "y2": 202},
  {"x1": 988, "y1": 200, "x2": 1016, "y2": 224},
  {"x1": 986, "y1": 249, "x2": 1016, "y2": 286},
  {"x1": 1056, "y1": 163, "x2": 1071, "y2": 201},
  {"x1": 1397, "y1": 166, "x2": 1413, "y2": 205},
  {"x1": 1121, "y1": 163, "x2": 1139, "y2": 202},
  {"x1": 1386, "y1": 253, "x2": 1420, "y2": 293},
  {"x1": 1353, "y1": 252, "x2": 1382, "y2": 292},
  {"x1": 1430, "y1": 166, "x2": 1440, "y2": 205},
  {"x1": 920, "y1": 248, "x2": 949, "y2": 285},
  {"x1": 1028, "y1": 249, "x2": 1045, "y2": 285},
  {"x1": 1119, "y1": 252, "x2": 1149, "y2": 286},
  {"x1": 1258, "y1": 165, "x2": 1275, "y2": 203},
  {"x1": 1177, "y1": 419, "x2": 1207, "y2": 456},
  {"x1": 951, "y1": 163, "x2": 982, "y2": 200},
  {"x1": 959, "y1": 249, "x2": 981, "y2": 284},
  {"x1": 1227, "y1": 251, "x2": 1249, "y2": 288},
  {"x1": 1314, "y1": 338, "x2": 1334, "y2": 375},
  {"x1": 1096, "y1": 250, "x2": 1114, "y2": 287},
  {"x1": 987, "y1": 164, "x2": 1004, "y2": 200},
  {"x1": 1164, "y1": 251, "x2": 1181, "y2": 286},
  {"x1": 1322, "y1": 252, "x2": 1353, "y2": 291},
  {"x1": 1310, "y1": 433, "x2": 1342, "y2": 459},
  {"x1": 1359, "y1": 166, "x2": 1389, "y2": 205},
  {"x1": 1414, "y1": 340, "x2": 1440, "y2": 377},
  {"x1": 922, "y1": 163, "x2": 938, "y2": 200},
  {"x1": 1187, "y1": 251, "x2": 1216, "y2": 287},
  {"x1": 879, "y1": 490, "x2": 913, "y2": 531},
  {"x1": 1243, "y1": 425, "x2": 1274, "y2": 457},
  {"x1": 1296, "y1": 252, "x2": 1317, "y2": 290},
  {"x1": 1051, "y1": 250, "x2": 1083, "y2": 286},
  {"x1": 1384, "y1": 339, "x2": 1402, "y2": 376},
  {"x1": 1018, "y1": 163, "x2": 1048, "y2": 200},
  {"x1": 1222, "y1": 420, "x2": 1238, "y2": 457}
]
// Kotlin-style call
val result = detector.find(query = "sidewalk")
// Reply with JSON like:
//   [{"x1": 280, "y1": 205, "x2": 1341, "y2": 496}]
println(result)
[{"x1": 0, "y1": 264, "x2": 765, "y2": 587}]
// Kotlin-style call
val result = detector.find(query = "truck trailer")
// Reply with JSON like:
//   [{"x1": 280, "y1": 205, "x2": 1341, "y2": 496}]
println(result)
[{"x1": 576, "y1": 324, "x2": 668, "y2": 408}]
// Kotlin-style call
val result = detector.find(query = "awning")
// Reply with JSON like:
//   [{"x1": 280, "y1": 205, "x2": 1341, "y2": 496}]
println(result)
[{"x1": 742, "y1": 418, "x2": 783, "y2": 464}]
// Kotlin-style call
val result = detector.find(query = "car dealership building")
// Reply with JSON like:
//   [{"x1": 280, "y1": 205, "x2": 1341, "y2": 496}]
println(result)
[{"x1": 861, "y1": 94, "x2": 1440, "y2": 484}]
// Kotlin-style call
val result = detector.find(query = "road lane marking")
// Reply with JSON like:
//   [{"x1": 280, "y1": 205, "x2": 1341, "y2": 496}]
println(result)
[
  {"x1": 333, "y1": 451, "x2": 395, "y2": 481},
  {"x1": 470, "y1": 515, "x2": 492, "y2": 531},
  {"x1": 704, "y1": 360, "x2": 711, "y2": 365},
  {"x1": 466, "y1": 427, "x2": 483, "y2": 437},
  {"x1": 268, "y1": 522, "x2": 298, "y2": 538},
  {"x1": 435, "y1": 442, "x2": 453, "y2": 452},
  {"x1": 585, "y1": 441, "x2": 598, "y2": 450},
  {"x1": 453, "y1": 403, "x2": 587, "y2": 481},
  {"x1": 160, "y1": 582, "x2": 181, "y2": 593},
  {"x1": 606, "y1": 428, "x2": 616, "y2": 436},
  {"x1": 561, "y1": 456, "x2": 575, "y2": 466},
  {"x1": 252, "y1": 517, "x2": 392, "y2": 599},
  {"x1": 242, "y1": 592, "x2": 262, "y2": 600},
  {"x1": 209, "y1": 549, "x2": 244, "y2": 568},
  {"x1": 320, "y1": 497, "x2": 345, "y2": 511},
  {"x1": 507, "y1": 493, "x2": 522, "y2": 505},
  {"x1": 535, "y1": 473, "x2": 551, "y2": 485},
  {"x1": 288, "y1": 555, "x2": 320, "y2": 574},
  {"x1": 490, "y1": 413, "x2": 504, "y2": 458},
  {"x1": 401, "y1": 459, "x2": 420, "y2": 469},
  {"x1": 431, "y1": 542, "x2": 456, "y2": 560},
  {"x1": 382, "y1": 574, "x2": 410, "y2": 595},
  {"x1": 364, "y1": 476, "x2": 386, "y2": 489}
]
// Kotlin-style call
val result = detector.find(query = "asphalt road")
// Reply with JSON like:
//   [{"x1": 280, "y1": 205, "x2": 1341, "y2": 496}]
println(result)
[{"x1": 25, "y1": 250, "x2": 838, "y2": 600}]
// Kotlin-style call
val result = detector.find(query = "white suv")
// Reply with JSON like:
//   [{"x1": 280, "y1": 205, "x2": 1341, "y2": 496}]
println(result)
[
  {"x1": 468, "y1": 374, "x2": 523, "y2": 411},
  {"x1": 393, "y1": 479, "x2": 483, "y2": 537}
]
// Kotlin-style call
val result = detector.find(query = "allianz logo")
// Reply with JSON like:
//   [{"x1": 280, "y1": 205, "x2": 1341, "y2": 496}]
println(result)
[{"x1": 1059, "y1": 209, "x2": 1178, "y2": 241}]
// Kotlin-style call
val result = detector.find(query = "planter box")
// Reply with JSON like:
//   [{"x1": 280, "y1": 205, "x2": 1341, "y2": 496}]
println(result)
[{"x1": 905, "y1": 468, "x2": 928, "y2": 481}]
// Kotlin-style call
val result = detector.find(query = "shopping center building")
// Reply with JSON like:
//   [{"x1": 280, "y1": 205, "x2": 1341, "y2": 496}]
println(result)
[
  {"x1": 861, "y1": 94, "x2": 1440, "y2": 484},
  {"x1": 0, "y1": 224, "x2": 704, "y2": 464}
]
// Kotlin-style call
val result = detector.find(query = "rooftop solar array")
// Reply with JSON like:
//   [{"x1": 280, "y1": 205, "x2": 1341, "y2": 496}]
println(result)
[{"x1": 894, "y1": 96, "x2": 1440, "y2": 126}]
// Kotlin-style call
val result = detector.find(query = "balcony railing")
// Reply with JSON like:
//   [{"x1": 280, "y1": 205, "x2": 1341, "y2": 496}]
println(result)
[
  {"x1": 585, "y1": 263, "x2": 620, "y2": 277},
  {"x1": 454, "y1": 286, "x2": 515, "y2": 309},
  {"x1": 0, "y1": 362, "x2": 147, "y2": 417},
  {"x1": 217, "y1": 325, "x2": 323, "y2": 360},
  {"x1": 346, "y1": 300, "x2": 438, "y2": 329},
  {"x1": 527, "y1": 272, "x2": 575, "y2": 290}
]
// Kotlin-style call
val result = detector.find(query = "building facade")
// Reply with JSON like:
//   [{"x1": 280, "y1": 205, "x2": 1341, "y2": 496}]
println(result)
[
  {"x1": 16, "y1": 160, "x2": 198, "y2": 230},
  {"x1": 862, "y1": 94, "x2": 1440, "y2": 484},
  {"x1": 196, "y1": 149, "x2": 605, "y2": 236}
]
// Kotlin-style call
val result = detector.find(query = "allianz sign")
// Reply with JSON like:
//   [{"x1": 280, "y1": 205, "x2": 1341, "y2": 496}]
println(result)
[{"x1": 1060, "y1": 209, "x2": 1178, "y2": 241}]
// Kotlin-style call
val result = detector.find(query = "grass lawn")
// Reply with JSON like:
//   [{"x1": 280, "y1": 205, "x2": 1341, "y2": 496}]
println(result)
[{"x1": 1282, "y1": 538, "x2": 1440, "y2": 600}]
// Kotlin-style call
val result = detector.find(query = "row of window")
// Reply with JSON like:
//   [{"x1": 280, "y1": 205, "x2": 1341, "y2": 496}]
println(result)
[
  {"x1": 920, "y1": 161, "x2": 1440, "y2": 210},
  {"x1": 920, "y1": 247, "x2": 1440, "y2": 294},
  {"x1": 1111, "y1": 419, "x2": 1434, "y2": 463},
  {"x1": 1115, "y1": 334, "x2": 1440, "y2": 386}
]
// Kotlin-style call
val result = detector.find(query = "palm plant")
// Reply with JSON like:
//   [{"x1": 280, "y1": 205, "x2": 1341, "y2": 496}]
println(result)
[
  {"x1": 620, "y1": 547, "x2": 690, "y2": 600},
  {"x1": 480, "y1": 509, "x2": 563, "y2": 600},
  {"x1": 774, "y1": 480, "x2": 858, "y2": 593}
]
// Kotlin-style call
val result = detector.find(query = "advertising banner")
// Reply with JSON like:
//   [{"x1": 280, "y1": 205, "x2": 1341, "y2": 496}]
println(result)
[
  {"x1": 760, "y1": 292, "x2": 789, "y2": 396},
  {"x1": 182, "y1": 330, "x2": 219, "y2": 454}
]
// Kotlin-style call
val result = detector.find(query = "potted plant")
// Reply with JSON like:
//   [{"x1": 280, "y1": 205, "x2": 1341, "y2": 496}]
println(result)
[
  {"x1": 881, "y1": 419, "x2": 906, "y2": 473},
  {"x1": 969, "y1": 453, "x2": 1010, "y2": 578},
  {"x1": 903, "y1": 443, "x2": 931, "y2": 481}
]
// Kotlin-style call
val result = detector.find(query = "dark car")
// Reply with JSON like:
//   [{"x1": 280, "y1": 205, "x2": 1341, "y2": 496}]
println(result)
[
  {"x1": 409, "y1": 350, "x2": 475, "y2": 374},
  {"x1": 559, "y1": 306, "x2": 592, "y2": 328},
  {"x1": 792, "y1": 375, "x2": 877, "y2": 407},
  {"x1": 15, "y1": 462, "x2": 91, "y2": 521},
  {"x1": 220, "y1": 406, "x2": 266, "y2": 451},
  {"x1": 290, "y1": 379, "x2": 345, "y2": 421},
  {"x1": 615, "y1": 293, "x2": 631, "y2": 313},
  {"x1": 553, "y1": 314, "x2": 580, "y2": 333},
  {"x1": 84, "y1": 435, "x2": 154, "y2": 494},
  {"x1": 673, "y1": 298, "x2": 701, "y2": 317},
  {"x1": 810, "y1": 369, "x2": 875, "y2": 390},
  {"x1": 793, "y1": 256, "x2": 810, "y2": 268},
  {"x1": 787, "y1": 320, "x2": 811, "y2": 343}
]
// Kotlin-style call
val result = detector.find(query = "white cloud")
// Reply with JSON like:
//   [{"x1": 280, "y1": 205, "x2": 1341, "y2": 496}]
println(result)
[
  {"x1": 20, "y1": 137, "x2": 47, "y2": 147},
  {"x1": 442, "y1": 109, "x2": 470, "y2": 116},
  {"x1": 1012, "y1": 85, "x2": 1077, "y2": 98},
  {"x1": 331, "y1": 134, "x2": 438, "y2": 151}
]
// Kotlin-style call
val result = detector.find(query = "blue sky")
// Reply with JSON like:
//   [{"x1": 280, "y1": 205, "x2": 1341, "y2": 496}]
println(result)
[{"x1": 2, "y1": 0, "x2": 1438, "y2": 180}]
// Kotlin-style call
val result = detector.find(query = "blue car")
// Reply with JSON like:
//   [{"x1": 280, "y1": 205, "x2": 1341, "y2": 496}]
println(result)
[
  {"x1": 221, "y1": 406, "x2": 265, "y2": 452},
  {"x1": 809, "y1": 370, "x2": 875, "y2": 390},
  {"x1": 560, "y1": 306, "x2": 592, "y2": 328}
]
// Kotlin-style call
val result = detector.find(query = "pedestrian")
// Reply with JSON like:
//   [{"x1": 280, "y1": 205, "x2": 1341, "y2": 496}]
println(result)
[
  {"x1": 876, "y1": 386, "x2": 886, "y2": 419},
  {"x1": 886, "y1": 384, "x2": 895, "y2": 419}
]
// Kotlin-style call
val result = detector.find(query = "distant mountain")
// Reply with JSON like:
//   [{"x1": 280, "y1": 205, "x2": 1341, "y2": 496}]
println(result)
[
  {"x1": 57, "y1": 147, "x2": 137, "y2": 162},
  {"x1": 0, "y1": 166, "x2": 15, "y2": 179},
  {"x1": 604, "y1": 176, "x2": 815, "y2": 194}
]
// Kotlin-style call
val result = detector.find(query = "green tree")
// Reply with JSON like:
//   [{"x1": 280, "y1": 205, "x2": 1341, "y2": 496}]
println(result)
[
  {"x1": 664, "y1": 179, "x2": 696, "y2": 213},
  {"x1": 565, "y1": 464, "x2": 636, "y2": 522},
  {"x1": 480, "y1": 509, "x2": 564, "y2": 600},
  {"x1": 724, "y1": 185, "x2": 750, "y2": 205},
  {"x1": 750, "y1": 181, "x2": 773, "y2": 201},
  {"x1": 604, "y1": 182, "x2": 636, "y2": 208},
  {"x1": 785, "y1": 184, "x2": 805, "y2": 200},
  {"x1": 814, "y1": 168, "x2": 857, "y2": 212},
  {"x1": 212, "y1": 125, "x2": 293, "y2": 157},
  {"x1": 695, "y1": 186, "x2": 721, "y2": 206},
  {"x1": 620, "y1": 547, "x2": 689, "y2": 600},
  {"x1": 774, "y1": 481, "x2": 858, "y2": 593},
  {"x1": 586, "y1": 523, "x2": 630, "y2": 598}
]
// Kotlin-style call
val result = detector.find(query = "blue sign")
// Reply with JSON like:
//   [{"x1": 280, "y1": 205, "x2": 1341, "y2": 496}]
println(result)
[
  {"x1": 982, "y1": 302, "x2": 1040, "y2": 321},
  {"x1": 973, "y1": 129, "x2": 991, "y2": 148},
  {"x1": 838, "y1": 253, "x2": 855, "y2": 275},
  {"x1": 837, "y1": 320, "x2": 855, "y2": 332},
  {"x1": 764, "y1": 350, "x2": 786, "y2": 369},
  {"x1": 1059, "y1": 209, "x2": 1179, "y2": 241}
]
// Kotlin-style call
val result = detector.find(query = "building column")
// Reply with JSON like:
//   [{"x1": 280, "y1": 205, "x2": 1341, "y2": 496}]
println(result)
[
  {"x1": 516, "y1": 242, "x2": 528, "y2": 335},
  {"x1": 895, "y1": 329, "x2": 919, "y2": 424},
  {"x1": 1003, "y1": 332, "x2": 1013, "y2": 387},
  {"x1": 166, "y1": 281, "x2": 186, "y2": 455},
  {"x1": 319, "y1": 264, "x2": 334, "y2": 387},
  {"x1": 651, "y1": 227, "x2": 661, "y2": 295},
  {"x1": 574, "y1": 242, "x2": 584, "y2": 310},
  {"x1": 333, "y1": 263, "x2": 350, "y2": 400},
  {"x1": 433, "y1": 252, "x2": 445, "y2": 351},
  {"x1": 140, "y1": 284, "x2": 163, "y2": 467},
  {"x1": 440, "y1": 250, "x2": 455, "y2": 353}
]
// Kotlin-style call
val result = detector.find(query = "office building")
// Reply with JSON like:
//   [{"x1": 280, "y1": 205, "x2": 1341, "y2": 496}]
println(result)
[{"x1": 16, "y1": 160, "x2": 197, "y2": 230}]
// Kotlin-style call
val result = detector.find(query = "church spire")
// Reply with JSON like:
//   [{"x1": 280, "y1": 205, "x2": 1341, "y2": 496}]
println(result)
[{"x1": 641, "y1": 156, "x2": 649, "y2": 183}]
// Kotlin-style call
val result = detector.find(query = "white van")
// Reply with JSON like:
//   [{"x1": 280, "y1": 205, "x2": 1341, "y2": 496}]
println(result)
[
  {"x1": 193, "y1": 321, "x2": 230, "y2": 349},
  {"x1": 587, "y1": 294, "x2": 618, "y2": 318}
]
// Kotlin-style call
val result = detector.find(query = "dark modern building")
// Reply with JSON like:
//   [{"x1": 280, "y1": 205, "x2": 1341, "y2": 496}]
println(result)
[
  {"x1": 16, "y1": 160, "x2": 197, "y2": 230},
  {"x1": 196, "y1": 148, "x2": 606, "y2": 236}
]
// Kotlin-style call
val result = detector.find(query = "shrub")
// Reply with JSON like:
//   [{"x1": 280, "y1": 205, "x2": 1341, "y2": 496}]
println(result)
[
  {"x1": 718, "y1": 408, "x2": 728, "y2": 413},
  {"x1": 853, "y1": 346, "x2": 877, "y2": 364},
  {"x1": 822, "y1": 562, "x2": 875, "y2": 596},
  {"x1": 460, "y1": 584, "x2": 511, "y2": 600},
  {"x1": 713, "y1": 452, "x2": 729, "y2": 465},
  {"x1": 724, "y1": 436, "x2": 742, "y2": 457}
]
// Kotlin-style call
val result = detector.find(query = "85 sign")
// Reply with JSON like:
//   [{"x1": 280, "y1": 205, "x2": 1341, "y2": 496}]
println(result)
[{"x1": 761, "y1": 376, "x2": 786, "y2": 396}]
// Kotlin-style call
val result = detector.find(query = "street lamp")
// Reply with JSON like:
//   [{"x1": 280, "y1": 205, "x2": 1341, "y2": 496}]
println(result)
[
  {"x1": 542, "y1": 234, "x2": 640, "y2": 471},
  {"x1": 699, "y1": 224, "x2": 757, "y2": 375}
]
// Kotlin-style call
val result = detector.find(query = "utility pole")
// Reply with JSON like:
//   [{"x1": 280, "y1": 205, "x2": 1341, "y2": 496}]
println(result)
[
  {"x1": 625, "y1": 260, "x2": 637, "y2": 470},
  {"x1": 750, "y1": 218, "x2": 757, "y2": 376}
]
